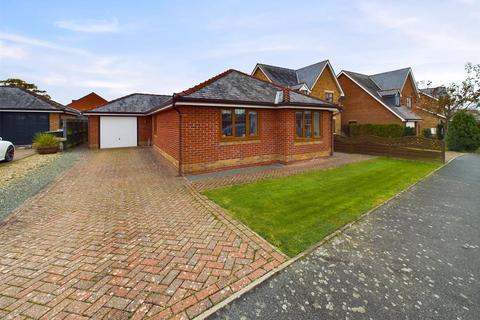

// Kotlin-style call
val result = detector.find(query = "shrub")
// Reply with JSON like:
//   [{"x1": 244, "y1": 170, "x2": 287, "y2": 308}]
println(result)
[
  {"x1": 32, "y1": 133, "x2": 59, "y2": 148},
  {"x1": 446, "y1": 111, "x2": 480, "y2": 151},
  {"x1": 437, "y1": 123, "x2": 445, "y2": 140},
  {"x1": 404, "y1": 127, "x2": 416, "y2": 136},
  {"x1": 349, "y1": 124, "x2": 404, "y2": 138},
  {"x1": 422, "y1": 128, "x2": 432, "y2": 138}
]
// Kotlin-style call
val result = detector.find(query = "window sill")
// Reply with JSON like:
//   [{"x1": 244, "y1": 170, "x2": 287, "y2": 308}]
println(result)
[
  {"x1": 294, "y1": 139, "x2": 323, "y2": 146},
  {"x1": 220, "y1": 139, "x2": 260, "y2": 146}
]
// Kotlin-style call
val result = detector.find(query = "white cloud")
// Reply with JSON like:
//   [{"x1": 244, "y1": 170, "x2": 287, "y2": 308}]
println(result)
[
  {"x1": 54, "y1": 18, "x2": 119, "y2": 33},
  {"x1": 0, "y1": 41, "x2": 27, "y2": 60},
  {"x1": 0, "y1": 31, "x2": 89, "y2": 55}
]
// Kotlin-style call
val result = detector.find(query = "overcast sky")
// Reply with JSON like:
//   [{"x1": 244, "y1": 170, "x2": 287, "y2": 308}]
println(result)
[{"x1": 1, "y1": 0, "x2": 479, "y2": 104}]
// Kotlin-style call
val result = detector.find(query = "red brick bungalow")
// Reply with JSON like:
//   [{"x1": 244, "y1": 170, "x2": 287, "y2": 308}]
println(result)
[{"x1": 85, "y1": 69, "x2": 340, "y2": 174}]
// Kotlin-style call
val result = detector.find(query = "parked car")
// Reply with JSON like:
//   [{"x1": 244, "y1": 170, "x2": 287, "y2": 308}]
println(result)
[{"x1": 0, "y1": 137, "x2": 15, "y2": 162}]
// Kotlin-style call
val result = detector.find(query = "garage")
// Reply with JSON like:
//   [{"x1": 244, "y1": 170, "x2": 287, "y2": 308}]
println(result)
[
  {"x1": 84, "y1": 93, "x2": 172, "y2": 149},
  {"x1": 100, "y1": 116, "x2": 138, "y2": 149},
  {"x1": 0, "y1": 112, "x2": 50, "y2": 145},
  {"x1": 0, "y1": 86, "x2": 77, "y2": 145}
]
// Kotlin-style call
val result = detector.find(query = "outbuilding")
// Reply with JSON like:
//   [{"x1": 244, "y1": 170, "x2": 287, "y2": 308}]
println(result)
[{"x1": 0, "y1": 86, "x2": 80, "y2": 145}]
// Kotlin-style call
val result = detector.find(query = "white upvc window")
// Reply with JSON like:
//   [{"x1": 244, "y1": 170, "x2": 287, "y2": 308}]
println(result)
[
  {"x1": 405, "y1": 121, "x2": 416, "y2": 128},
  {"x1": 406, "y1": 97, "x2": 412, "y2": 108},
  {"x1": 430, "y1": 127, "x2": 437, "y2": 134}
]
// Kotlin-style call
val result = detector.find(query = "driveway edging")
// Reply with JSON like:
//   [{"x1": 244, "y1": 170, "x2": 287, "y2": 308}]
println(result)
[{"x1": 194, "y1": 156, "x2": 459, "y2": 320}]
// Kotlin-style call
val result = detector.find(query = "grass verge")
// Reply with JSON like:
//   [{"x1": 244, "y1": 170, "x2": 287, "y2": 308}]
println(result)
[{"x1": 203, "y1": 158, "x2": 440, "y2": 257}]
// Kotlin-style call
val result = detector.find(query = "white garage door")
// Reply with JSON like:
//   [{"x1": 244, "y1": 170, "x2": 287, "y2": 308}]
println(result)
[{"x1": 100, "y1": 116, "x2": 137, "y2": 149}]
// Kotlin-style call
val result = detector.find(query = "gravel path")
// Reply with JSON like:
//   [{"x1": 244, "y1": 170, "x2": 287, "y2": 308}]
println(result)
[
  {"x1": 0, "y1": 148, "x2": 85, "y2": 221},
  {"x1": 209, "y1": 154, "x2": 480, "y2": 320}
]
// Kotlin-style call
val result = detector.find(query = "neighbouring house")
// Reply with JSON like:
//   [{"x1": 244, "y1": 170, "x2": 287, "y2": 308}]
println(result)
[
  {"x1": 68, "y1": 92, "x2": 108, "y2": 111},
  {"x1": 84, "y1": 69, "x2": 340, "y2": 174},
  {"x1": 0, "y1": 86, "x2": 80, "y2": 145},
  {"x1": 251, "y1": 60, "x2": 344, "y2": 134},
  {"x1": 337, "y1": 68, "x2": 444, "y2": 136},
  {"x1": 418, "y1": 87, "x2": 447, "y2": 136},
  {"x1": 84, "y1": 93, "x2": 171, "y2": 148}
]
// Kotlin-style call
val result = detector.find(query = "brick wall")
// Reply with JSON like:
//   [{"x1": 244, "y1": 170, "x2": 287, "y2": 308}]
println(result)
[
  {"x1": 88, "y1": 116, "x2": 99, "y2": 148},
  {"x1": 152, "y1": 109, "x2": 180, "y2": 166},
  {"x1": 138, "y1": 116, "x2": 152, "y2": 146},
  {"x1": 309, "y1": 67, "x2": 342, "y2": 134},
  {"x1": 49, "y1": 113, "x2": 60, "y2": 131},
  {"x1": 152, "y1": 106, "x2": 333, "y2": 174},
  {"x1": 337, "y1": 73, "x2": 402, "y2": 128}
]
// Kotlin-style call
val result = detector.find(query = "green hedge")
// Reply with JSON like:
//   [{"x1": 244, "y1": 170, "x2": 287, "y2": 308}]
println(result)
[
  {"x1": 447, "y1": 111, "x2": 480, "y2": 151},
  {"x1": 349, "y1": 124, "x2": 405, "y2": 138}
]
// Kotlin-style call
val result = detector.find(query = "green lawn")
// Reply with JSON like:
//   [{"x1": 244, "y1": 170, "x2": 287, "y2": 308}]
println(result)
[{"x1": 203, "y1": 158, "x2": 440, "y2": 257}]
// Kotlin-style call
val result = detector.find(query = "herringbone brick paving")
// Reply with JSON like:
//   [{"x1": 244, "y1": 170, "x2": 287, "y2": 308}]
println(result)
[{"x1": 0, "y1": 148, "x2": 285, "y2": 319}]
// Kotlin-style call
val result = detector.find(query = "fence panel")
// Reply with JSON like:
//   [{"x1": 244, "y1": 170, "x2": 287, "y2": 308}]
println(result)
[
  {"x1": 334, "y1": 135, "x2": 445, "y2": 163},
  {"x1": 62, "y1": 118, "x2": 88, "y2": 148}
]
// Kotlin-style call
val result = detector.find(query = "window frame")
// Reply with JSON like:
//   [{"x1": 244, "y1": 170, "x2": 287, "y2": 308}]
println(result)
[
  {"x1": 295, "y1": 110, "x2": 323, "y2": 141},
  {"x1": 406, "y1": 96, "x2": 412, "y2": 108},
  {"x1": 220, "y1": 108, "x2": 260, "y2": 141},
  {"x1": 324, "y1": 90, "x2": 334, "y2": 103}
]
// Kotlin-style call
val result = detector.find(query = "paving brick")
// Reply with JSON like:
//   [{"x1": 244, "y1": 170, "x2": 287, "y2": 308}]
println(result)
[{"x1": 0, "y1": 149, "x2": 286, "y2": 319}]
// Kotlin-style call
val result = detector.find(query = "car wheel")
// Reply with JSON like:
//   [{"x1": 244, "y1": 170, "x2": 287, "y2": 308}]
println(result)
[{"x1": 4, "y1": 146, "x2": 14, "y2": 162}]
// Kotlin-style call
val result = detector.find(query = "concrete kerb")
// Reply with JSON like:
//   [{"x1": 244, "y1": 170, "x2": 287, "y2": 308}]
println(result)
[{"x1": 194, "y1": 155, "x2": 463, "y2": 320}]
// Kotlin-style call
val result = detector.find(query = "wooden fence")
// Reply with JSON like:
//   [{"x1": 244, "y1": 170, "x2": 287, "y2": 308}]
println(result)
[
  {"x1": 334, "y1": 135, "x2": 445, "y2": 163},
  {"x1": 62, "y1": 118, "x2": 88, "y2": 148}
]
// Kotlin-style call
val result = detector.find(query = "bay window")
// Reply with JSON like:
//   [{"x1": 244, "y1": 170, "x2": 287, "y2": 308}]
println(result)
[
  {"x1": 221, "y1": 108, "x2": 258, "y2": 139},
  {"x1": 295, "y1": 110, "x2": 322, "y2": 139}
]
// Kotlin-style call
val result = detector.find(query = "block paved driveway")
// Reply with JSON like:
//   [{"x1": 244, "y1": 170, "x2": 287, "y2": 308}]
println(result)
[
  {"x1": 211, "y1": 154, "x2": 480, "y2": 320},
  {"x1": 0, "y1": 148, "x2": 285, "y2": 319}
]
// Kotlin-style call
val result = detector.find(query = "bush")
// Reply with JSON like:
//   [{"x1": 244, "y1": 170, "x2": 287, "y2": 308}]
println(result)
[
  {"x1": 404, "y1": 127, "x2": 416, "y2": 136},
  {"x1": 349, "y1": 124, "x2": 404, "y2": 138},
  {"x1": 32, "y1": 132, "x2": 59, "y2": 148},
  {"x1": 422, "y1": 128, "x2": 432, "y2": 138},
  {"x1": 446, "y1": 111, "x2": 480, "y2": 151},
  {"x1": 437, "y1": 123, "x2": 445, "y2": 140}
]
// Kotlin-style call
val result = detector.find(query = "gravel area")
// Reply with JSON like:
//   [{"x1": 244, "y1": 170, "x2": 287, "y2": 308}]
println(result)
[{"x1": 0, "y1": 148, "x2": 85, "y2": 221}]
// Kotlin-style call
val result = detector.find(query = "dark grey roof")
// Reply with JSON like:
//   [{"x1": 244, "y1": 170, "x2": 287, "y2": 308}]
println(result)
[
  {"x1": 257, "y1": 64, "x2": 298, "y2": 87},
  {"x1": 296, "y1": 60, "x2": 329, "y2": 89},
  {"x1": 180, "y1": 70, "x2": 337, "y2": 108},
  {"x1": 88, "y1": 93, "x2": 172, "y2": 113},
  {"x1": 420, "y1": 86, "x2": 446, "y2": 98},
  {"x1": 342, "y1": 71, "x2": 422, "y2": 121},
  {"x1": 0, "y1": 86, "x2": 66, "y2": 112},
  {"x1": 257, "y1": 60, "x2": 329, "y2": 89},
  {"x1": 370, "y1": 68, "x2": 411, "y2": 90}
]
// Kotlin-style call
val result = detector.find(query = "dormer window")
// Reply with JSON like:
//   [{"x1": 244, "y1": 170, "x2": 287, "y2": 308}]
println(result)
[
  {"x1": 395, "y1": 93, "x2": 400, "y2": 106},
  {"x1": 406, "y1": 97, "x2": 412, "y2": 108}
]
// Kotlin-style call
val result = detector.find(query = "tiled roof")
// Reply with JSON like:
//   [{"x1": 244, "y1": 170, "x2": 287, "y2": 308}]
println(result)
[
  {"x1": 179, "y1": 69, "x2": 338, "y2": 108},
  {"x1": 296, "y1": 60, "x2": 329, "y2": 89},
  {"x1": 0, "y1": 86, "x2": 77, "y2": 114},
  {"x1": 370, "y1": 68, "x2": 411, "y2": 90},
  {"x1": 420, "y1": 86, "x2": 447, "y2": 99},
  {"x1": 256, "y1": 64, "x2": 298, "y2": 87},
  {"x1": 342, "y1": 71, "x2": 422, "y2": 121},
  {"x1": 87, "y1": 93, "x2": 172, "y2": 114},
  {"x1": 256, "y1": 60, "x2": 329, "y2": 90}
]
